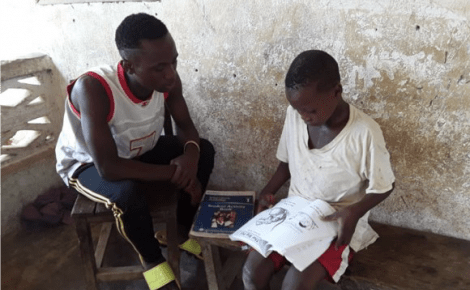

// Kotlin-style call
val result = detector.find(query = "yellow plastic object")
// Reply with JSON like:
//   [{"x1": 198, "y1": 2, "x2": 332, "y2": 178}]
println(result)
[
  {"x1": 179, "y1": 239, "x2": 203, "y2": 260},
  {"x1": 143, "y1": 261, "x2": 175, "y2": 290},
  {"x1": 155, "y1": 230, "x2": 203, "y2": 260}
]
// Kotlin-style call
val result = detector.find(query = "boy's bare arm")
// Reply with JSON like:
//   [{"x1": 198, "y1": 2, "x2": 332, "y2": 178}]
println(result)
[
  {"x1": 74, "y1": 75, "x2": 176, "y2": 182},
  {"x1": 257, "y1": 162, "x2": 291, "y2": 213},
  {"x1": 323, "y1": 183, "x2": 395, "y2": 249}
]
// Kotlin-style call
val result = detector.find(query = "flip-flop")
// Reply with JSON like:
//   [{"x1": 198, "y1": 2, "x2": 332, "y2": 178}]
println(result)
[
  {"x1": 155, "y1": 230, "x2": 203, "y2": 260},
  {"x1": 143, "y1": 261, "x2": 180, "y2": 290}
]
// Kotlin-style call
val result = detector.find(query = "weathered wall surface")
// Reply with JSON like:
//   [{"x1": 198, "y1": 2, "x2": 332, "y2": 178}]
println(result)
[{"x1": 2, "y1": 0, "x2": 469, "y2": 240}]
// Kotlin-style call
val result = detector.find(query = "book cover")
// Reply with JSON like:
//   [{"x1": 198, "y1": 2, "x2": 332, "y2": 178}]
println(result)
[{"x1": 190, "y1": 190, "x2": 255, "y2": 238}]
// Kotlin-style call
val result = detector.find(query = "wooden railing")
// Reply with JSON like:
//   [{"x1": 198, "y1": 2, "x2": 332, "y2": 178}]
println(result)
[{"x1": 1, "y1": 54, "x2": 65, "y2": 175}]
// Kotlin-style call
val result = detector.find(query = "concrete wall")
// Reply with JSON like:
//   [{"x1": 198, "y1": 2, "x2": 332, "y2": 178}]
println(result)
[
  {"x1": 1, "y1": 54, "x2": 68, "y2": 235},
  {"x1": 1, "y1": 158, "x2": 64, "y2": 235},
  {"x1": 2, "y1": 0, "x2": 469, "y2": 240}
]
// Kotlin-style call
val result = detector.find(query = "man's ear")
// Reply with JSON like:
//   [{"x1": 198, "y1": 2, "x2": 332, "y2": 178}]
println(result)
[{"x1": 121, "y1": 59, "x2": 135, "y2": 74}]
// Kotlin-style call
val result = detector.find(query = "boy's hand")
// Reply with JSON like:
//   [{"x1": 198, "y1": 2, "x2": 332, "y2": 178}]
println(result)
[
  {"x1": 322, "y1": 207, "x2": 360, "y2": 250},
  {"x1": 255, "y1": 192, "x2": 275, "y2": 215}
]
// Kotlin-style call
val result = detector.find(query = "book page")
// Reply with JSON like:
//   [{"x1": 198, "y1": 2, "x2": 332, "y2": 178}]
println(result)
[
  {"x1": 230, "y1": 196, "x2": 338, "y2": 259},
  {"x1": 283, "y1": 238, "x2": 333, "y2": 271}
]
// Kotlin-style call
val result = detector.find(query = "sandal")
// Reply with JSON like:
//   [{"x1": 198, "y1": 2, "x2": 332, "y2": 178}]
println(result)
[
  {"x1": 143, "y1": 261, "x2": 179, "y2": 290},
  {"x1": 155, "y1": 230, "x2": 203, "y2": 260}
]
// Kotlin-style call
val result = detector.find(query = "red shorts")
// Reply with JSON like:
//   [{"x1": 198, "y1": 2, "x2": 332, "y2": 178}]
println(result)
[{"x1": 267, "y1": 241, "x2": 354, "y2": 283}]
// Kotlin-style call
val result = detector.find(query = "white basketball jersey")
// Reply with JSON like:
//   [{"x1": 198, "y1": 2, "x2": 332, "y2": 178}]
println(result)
[{"x1": 55, "y1": 63, "x2": 166, "y2": 185}]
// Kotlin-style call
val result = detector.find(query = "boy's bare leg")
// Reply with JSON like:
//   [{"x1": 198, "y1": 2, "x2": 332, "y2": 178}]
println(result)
[
  {"x1": 243, "y1": 251, "x2": 277, "y2": 290},
  {"x1": 281, "y1": 261, "x2": 327, "y2": 290}
]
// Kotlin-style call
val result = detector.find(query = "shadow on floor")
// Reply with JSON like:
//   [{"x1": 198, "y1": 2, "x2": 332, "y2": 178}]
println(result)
[
  {"x1": 2, "y1": 222, "x2": 211, "y2": 290},
  {"x1": 1, "y1": 222, "x2": 339, "y2": 290}
]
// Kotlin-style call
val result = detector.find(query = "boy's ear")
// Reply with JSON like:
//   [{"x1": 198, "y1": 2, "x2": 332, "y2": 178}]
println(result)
[{"x1": 335, "y1": 83, "x2": 343, "y2": 97}]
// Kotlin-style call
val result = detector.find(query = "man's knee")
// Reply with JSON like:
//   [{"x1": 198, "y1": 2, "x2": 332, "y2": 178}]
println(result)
[
  {"x1": 113, "y1": 180, "x2": 146, "y2": 212},
  {"x1": 199, "y1": 138, "x2": 215, "y2": 162}
]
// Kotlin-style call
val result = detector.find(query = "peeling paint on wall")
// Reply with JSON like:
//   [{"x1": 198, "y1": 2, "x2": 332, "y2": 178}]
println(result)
[{"x1": 2, "y1": 0, "x2": 469, "y2": 240}]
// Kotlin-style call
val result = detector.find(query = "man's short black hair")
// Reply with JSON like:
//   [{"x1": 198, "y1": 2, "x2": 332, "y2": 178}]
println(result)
[
  {"x1": 285, "y1": 50, "x2": 340, "y2": 92},
  {"x1": 115, "y1": 13, "x2": 168, "y2": 51}
]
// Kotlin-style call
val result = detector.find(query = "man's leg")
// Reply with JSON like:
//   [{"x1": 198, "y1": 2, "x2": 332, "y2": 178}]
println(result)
[
  {"x1": 70, "y1": 165, "x2": 164, "y2": 266},
  {"x1": 139, "y1": 136, "x2": 215, "y2": 234}
]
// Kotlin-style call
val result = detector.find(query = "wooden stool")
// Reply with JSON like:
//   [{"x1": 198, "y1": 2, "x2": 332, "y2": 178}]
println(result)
[
  {"x1": 190, "y1": 236, "x2": 246, "y2": 290},
  {"x1": 71, "y1": 182, "x2": 181, "y2": 290}
]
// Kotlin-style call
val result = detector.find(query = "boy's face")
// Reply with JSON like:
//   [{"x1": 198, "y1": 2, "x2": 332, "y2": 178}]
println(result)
[
  {"x1": 286, "y1": 81, "x2": 341, "y2": 127},
  {"x1": 127, "y1": 33, "x2": 179, "y2": 93}
]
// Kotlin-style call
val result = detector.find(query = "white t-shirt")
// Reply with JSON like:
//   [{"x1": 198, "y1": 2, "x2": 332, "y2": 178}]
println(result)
[{"x1": 276, "y1": 104, "x2": 395, "y2": 251}]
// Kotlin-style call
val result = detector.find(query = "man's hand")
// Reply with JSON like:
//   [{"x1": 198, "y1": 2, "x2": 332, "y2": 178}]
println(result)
[
  {"x1": 322, "y1": 206, "x2": 360, "y2": 250},
  {"x1": 170, "y1": 153, "x2": 198, "y2": 190}
]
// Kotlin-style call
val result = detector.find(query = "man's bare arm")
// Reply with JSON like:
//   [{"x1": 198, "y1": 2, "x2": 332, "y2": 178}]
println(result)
[
  {"x1": 73, "y1": 75, "x2": 176, "y2": 181},
  {"x1": 164, "y1": 73, "x2": 200, "y2": 191}
]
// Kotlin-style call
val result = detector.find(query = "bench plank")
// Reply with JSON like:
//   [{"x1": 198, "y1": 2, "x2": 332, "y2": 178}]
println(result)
[
  {"x1": 71, "y1": 194, "x2": 97, "y2": 216},
  {"x1": 342, "y1": 222, "x2": 470, "y2": 290}
]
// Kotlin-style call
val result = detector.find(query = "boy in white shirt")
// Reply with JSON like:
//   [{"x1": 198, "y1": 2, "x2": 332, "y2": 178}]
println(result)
[{"x1": 242, "y1": 50, "x2": 395, "y2": 290}]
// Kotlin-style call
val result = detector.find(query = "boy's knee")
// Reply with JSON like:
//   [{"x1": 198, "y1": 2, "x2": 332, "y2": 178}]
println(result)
[
  {"x1": 242, "y1": 253, "x2": 274, "y2": 290},
  {"x1": 242, "y1": 262, "x2": 259, "y2": 290}
]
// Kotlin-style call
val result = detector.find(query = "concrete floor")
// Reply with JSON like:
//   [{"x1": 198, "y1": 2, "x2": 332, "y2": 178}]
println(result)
[{"x1": 1, "y1": 221, "x2": 340, "y2": 290}]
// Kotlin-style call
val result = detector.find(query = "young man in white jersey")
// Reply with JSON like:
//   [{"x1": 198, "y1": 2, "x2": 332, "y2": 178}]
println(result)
[
  {"x1": 55, "y1": 13, "x2": 214, "y2": 290},
  {"x1": 242, "y1": 50, "x2": 395, "y2": 290}
]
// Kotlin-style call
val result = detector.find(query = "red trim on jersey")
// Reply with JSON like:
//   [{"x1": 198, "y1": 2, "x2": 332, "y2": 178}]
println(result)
[
  {"x1": 164, "y1": 92, "x2": 169, "y2": 101},
  {"x1": 65, "y1": 73, "x2": 115, "y2": 122},
  {"x1": 117, "y1": 62, "x2": 153, "y2": 105},
  {"x1": 86, "y1": 72, "x2": 115, "y2": 122},
  {"x1": 66, "y1": 79, "x2": 81, "y2": 118}
]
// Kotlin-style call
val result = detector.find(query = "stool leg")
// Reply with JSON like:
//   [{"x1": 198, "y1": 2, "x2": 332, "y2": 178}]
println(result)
[
  {"x1": 75, "y1": 218, "x2": 99, "y2": 290},
  {"x1": 166, "y1": 214, "x2": 181, "y2": 282},
  {"x1": 200, "y1": 241, "x2": 226, "y2": 290}
]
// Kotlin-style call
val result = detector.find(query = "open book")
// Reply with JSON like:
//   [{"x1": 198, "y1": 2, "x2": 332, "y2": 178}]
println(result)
[
  {"x1": 229, "y1": 195, "x2": 338, "y2": 271},
  {"x1": 190, "y1": 190, "x2": 255, "y2": 238}
]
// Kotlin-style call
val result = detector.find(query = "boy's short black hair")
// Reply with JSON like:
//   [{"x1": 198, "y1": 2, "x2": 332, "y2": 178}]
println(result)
[
  {"x1": 285, "y1": 50, "x2": 340, "y2": 92},
  {"x1": 115, "y1": 13, "x2": 168, "y2": 51}
]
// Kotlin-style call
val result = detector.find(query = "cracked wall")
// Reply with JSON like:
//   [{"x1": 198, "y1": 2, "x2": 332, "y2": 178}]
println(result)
[{"x1": 2, "y1": 0, "x2": 469, "y2": 240}]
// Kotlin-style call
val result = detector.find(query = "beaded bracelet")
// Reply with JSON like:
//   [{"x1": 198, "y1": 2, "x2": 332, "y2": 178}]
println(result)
[
  {"x1": 184, "y1": 140, "x2": 200, "y2": 153},
  {"x1": 259, "y1": 193, "x2": 275, "y2": 207},
  {"x1": 265, "y1": 193, "x2": 275, "y2": 205}
]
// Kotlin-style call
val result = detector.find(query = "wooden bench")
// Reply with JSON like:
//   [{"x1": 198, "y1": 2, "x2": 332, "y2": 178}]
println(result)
[
  {"x1": 71, "y1": 183, "x2": 181, "y2": 290},
  {"x1": 339, "y1": 222, "x2": 470, "y2": 290},
  {"x1": 70, "y1": 105, "x2": 180, "y2": 290}
]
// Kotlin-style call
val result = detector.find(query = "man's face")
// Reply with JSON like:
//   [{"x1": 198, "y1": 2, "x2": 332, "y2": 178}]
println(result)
[
  {"x1": 286, "y1": 81, "x2": 340, "y2": 127},
  {"x1": 130, "y1": 33, "x2": 179, "y2": 93}
]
